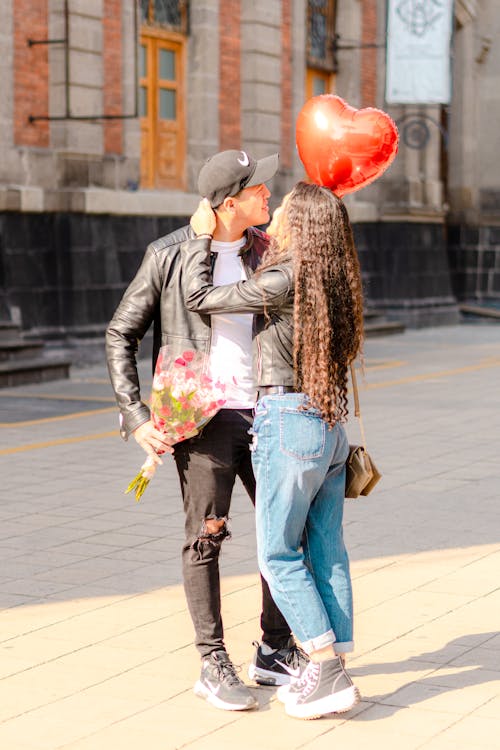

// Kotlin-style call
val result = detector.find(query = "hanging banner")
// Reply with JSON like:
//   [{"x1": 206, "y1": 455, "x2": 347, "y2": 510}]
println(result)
[{"x1": 385, "y1": 0, "x2": 454, "y2": 104}]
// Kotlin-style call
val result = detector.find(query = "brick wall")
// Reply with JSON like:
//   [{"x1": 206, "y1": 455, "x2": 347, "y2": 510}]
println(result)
[
  {"x1": 13, "y1": 0, "x2": 49, "y2": 147},
  {"x1": 103, "y1": 0, "x2": 123, "y2": 154},
  {"x1": 360, "y1": 0, "x2": 377, "y2": 106},
  {"x1": 219, "y1": 0, "x2": 241, "y2": 150},
  {"x1": 281, "y1": 0, "x2": 293, "y2": 169}
]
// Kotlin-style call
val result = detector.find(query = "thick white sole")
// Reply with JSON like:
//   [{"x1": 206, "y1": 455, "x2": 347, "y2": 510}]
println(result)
[
  {"x1": 276, "y1": 683, "x2": 292, "y2": 702},
  {"x1": 248, "y1": 662, "x2": 292, "y2": 687},
  {"x1": 285, "y1": 685, "x2": 360, "y2": 720},
  {"x1": 193, "y1": 680, "x2": 258, "y2": 711}
]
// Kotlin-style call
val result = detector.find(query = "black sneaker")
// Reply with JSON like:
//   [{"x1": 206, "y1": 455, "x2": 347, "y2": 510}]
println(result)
[
  {"x1": 194, "y1": 650, "x2": 258, "y2": 711},
  {"x1": 248, "y1": 639, "x2": 309, "y2": 686},
  {"x1": 284, "y1": 656, "x2": 360, "y2": 720}
]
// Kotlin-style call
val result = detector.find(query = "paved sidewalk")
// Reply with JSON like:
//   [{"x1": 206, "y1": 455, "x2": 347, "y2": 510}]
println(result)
[{"x1": 0, "y1": 324, "x2": 499, "y2": 750}]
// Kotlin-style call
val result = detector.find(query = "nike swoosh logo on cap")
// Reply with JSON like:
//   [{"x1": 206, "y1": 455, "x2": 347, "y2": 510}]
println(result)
[{"x1": 237, "y1": 151, "x2": 250, "y2": 166}]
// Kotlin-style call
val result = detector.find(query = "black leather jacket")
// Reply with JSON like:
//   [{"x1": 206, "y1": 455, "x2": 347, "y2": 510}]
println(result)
[
  {"x1": 106, "y1": 225, "x2": 269, "y2": 439},
  {"x1": 183, "y1": 236, "x2": 295, "y2": 389}
]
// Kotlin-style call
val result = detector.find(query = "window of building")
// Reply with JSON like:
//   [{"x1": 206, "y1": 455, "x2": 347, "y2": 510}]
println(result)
[
  {"x1": 306, "y1": 0, "x2": 337, "y2": 100},
  {"x1": 140, "y1": 0, "x2": 189, "y2": 33},
  {"x1": 140, "y1": 1, "x2": 188, "y2": 189}
]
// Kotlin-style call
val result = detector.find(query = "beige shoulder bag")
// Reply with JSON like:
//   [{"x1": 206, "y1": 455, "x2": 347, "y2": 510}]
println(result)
[{"x1": 345, "y1": 363, "x2": 382, "y2": 498}]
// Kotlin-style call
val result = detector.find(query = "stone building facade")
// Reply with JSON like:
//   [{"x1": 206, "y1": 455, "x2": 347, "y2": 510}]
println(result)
[{"x1": 0, "y1": 0, "x2": 498, "y2": 350}]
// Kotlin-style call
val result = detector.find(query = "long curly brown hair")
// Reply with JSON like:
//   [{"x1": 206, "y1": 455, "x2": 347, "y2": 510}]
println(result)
[{"x1": 259, "y1": 181, "x2": 364, "y2": 425}]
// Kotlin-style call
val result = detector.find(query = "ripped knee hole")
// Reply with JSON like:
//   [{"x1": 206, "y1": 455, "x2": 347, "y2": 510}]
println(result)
[{"x1": 195, "y1": 515, "x2": 231, "y2": 545}]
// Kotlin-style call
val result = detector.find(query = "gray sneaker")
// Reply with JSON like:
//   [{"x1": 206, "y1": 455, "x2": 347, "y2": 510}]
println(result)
[
  {"x1": 284, "y1": 656, "x2": 360, "y2": 720},
  {"x1": 194, "y1": 650, "x2": 258, "y2": 711}
]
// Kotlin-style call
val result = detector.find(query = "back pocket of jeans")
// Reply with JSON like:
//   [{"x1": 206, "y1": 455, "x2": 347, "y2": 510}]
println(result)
[{"x1": 279, "y1": 408, "x2": 325, "y2": 460}]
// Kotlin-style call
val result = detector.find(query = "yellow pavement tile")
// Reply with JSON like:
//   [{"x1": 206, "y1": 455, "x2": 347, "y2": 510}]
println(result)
[
  {"x1": 300, "y1": 721, "x2": 425, "y2": 750},
  {"x1": 420, "y1": 715, "x2": 500, "y2": 749},
  {"x1": 353, "y1": 636, "x2": 472, "y2": 667},
  {"x1": 416, "y1": 740, "x2": 477, "y2": 750},
  {"x1": 0, "y1": 693, "x2": 155, "y2": 750},
  {"x1": 44, "y1": 612, "x2": 167, "y2": 648},
  {"x1": 351, "y1": 659, "x2": 439, "y2": 702},
  {"x1": 0, "y1": 635, "x2": 90, "y2": 671},
  {"x1": 423, "y1": 665, "x2": 500, "y2": 692},
  {"x1": 0, "y1": 733, "x2": 40, "y2": 750},
  {"x1": 348, "y1": 703, "x2": 459, "y2": 737},
  {"x1": 379, "y1": 672, "x2": 500, "y2": 715},
  {"x1": 173, "y1": 700, "x2": 345, "y2": 750},
  {"x1": 0, "y1": 685, "x2": 53, "y2": 724},
  {"x1": 355, "y1": 591, "x2": 475, "y2": 638},
  {"x1": 418, "y1": 553, "x2": 500, "y2": 598},
  {"x1": 52, "y1": 642, "x2": 157, "y2": 677},
  {"x1": 0, "y1": 644, "x2": 157, "y2": 710},
  {"x1": 42, "y1": 727, "x2": 163, "y2": 750},
  {"x1": 472, "y1": 695, "x2": 500, "y2": 718},
  {"x1": 61, "y1": 700, "x2": 240, "y2": 749},
  {"x1": 76, "y1": 669, "x2": 191, "y2": 702},
  {"x1": 449, "y1": 646, "x2": 500, "y2": 672},
  {"x1": 106, "y1": 610, "x2": 196, "y2": 653}
]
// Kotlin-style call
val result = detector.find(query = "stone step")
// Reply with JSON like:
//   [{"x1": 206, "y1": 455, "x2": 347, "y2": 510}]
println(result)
[
  {"x1": 0, "y1": 356, "x2": 71, "y2": 388},
  {"x1": 365, "y1": 319, "x2": 406, "y2": 337},
  {"x1": 0, "y1": 321, "x2": 20, "y2": 341},
  {"x1": 364, "y1": 310, "x2": 405, "y2": 337},
  {"x1": 459, "y1": 303, "x2": 500, "y2": 320},
  {"x1": 0, "y1": 318, "x2": 72, "y2": 387},
  {"x1": 0, "y1": 339, "x2": 46, "y2": 362}
]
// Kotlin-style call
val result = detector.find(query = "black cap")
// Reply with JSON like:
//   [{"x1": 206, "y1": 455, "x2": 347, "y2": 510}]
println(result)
[{"x1": 198, "y1": 149, "x2": 279, "y2": 208}]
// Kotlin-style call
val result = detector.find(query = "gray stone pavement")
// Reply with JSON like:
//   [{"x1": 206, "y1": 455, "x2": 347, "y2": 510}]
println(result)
[{"x1": 0, "y1": 324, "x2": 499, "y2": 749}]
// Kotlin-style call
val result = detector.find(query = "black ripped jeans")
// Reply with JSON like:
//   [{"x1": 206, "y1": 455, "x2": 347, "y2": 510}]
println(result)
[{"x1": 173, "y1": 408, "x2": 291, "y2": 658}]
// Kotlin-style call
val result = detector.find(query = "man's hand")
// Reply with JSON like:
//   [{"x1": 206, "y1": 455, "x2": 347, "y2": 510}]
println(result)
[
  {"x1": 133, "y1": 420, "x2": 174, "y2": 464},
  {"x1": 190, "y1": 198, "x2": 216, "y2": 237}
]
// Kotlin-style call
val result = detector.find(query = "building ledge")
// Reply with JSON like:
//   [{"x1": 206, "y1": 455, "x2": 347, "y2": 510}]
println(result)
[
  {"x1": 0, "y1": 186, "x2": 200, "y2": 216},
  {"x1": 0, "y1": 185, "x2": 450, "y2": 224}
]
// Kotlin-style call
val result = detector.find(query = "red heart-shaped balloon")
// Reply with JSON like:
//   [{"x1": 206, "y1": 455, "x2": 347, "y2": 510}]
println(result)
[{"x1": 296, "y1": 95, "x2": 399, "y2": 197}]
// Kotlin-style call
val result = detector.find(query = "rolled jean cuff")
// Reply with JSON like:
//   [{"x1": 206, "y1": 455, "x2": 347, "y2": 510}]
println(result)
[
  {"x1": 300, "y1": 629, "x2": 335, "y2": 654},
  {"x1": 334, "y1": 640, "x2": 354, "y2": 654}
]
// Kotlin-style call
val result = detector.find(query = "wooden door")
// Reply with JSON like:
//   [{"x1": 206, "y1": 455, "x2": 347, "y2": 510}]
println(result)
[
  {"x1": 139, "y1": 33, "x2": 185, "y2": 189},
  {"x1": 306, "y1": 68, "x2": 336, "y2": 101}
]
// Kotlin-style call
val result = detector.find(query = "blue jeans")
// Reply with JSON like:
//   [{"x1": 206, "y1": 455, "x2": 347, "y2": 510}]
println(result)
[{"x1": 251, "y1": 393, "x2": 353, "y2": 654}]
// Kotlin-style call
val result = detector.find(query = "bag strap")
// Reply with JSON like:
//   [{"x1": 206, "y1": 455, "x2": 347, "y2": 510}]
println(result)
[{"x1": 350, "y1": 362, "x2": 367, "y2": 451}]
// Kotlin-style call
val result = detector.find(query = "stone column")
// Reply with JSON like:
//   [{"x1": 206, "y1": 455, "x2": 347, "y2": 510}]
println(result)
[
  {"x1": 240, "y1": 0, "x2": 282, "y2": 159},
  {"x1": 116, "y1": 0, "x2": 140, "y2": 190},
  {"x1": 289, "y1": 0, "x2": 307, "y2": 186},
  {"x1": 0, "y1": 0, "x2": 18, "y2": 186},
  {"x1": 186, "y1": 0, "x2": 220, "y2": 193},
  {"x1": 448, "y1": 9, "x2": 480, "y2": 223},
  {"x1": 48, "y1": 0, "x2": 104, "y2": 188}
]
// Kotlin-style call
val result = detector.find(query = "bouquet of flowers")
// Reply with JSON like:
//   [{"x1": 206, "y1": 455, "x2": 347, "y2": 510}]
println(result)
[{"x1": 125, "y1": 347, "x2": 229, "y2": 501}]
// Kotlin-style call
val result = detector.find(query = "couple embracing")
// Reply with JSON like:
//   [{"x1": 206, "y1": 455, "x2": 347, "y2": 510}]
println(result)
[{"x1": 106, "y1": 148, "x2": 363, "y2": 720}]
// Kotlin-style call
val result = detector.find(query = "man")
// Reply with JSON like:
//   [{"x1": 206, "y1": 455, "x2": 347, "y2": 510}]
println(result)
[{"x1": 106, "y1": 150, "x2": 307, "y2": 712}]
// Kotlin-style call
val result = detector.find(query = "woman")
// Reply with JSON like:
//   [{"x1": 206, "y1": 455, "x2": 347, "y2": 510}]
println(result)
[{"x1": 182, "y1": 181, "x2": 364, "y2": 720}]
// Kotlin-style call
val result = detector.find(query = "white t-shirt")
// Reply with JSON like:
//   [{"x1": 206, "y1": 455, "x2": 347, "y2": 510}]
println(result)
[{"x1": 209, "y1": 238, "x2": 255, "y2": 409}]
